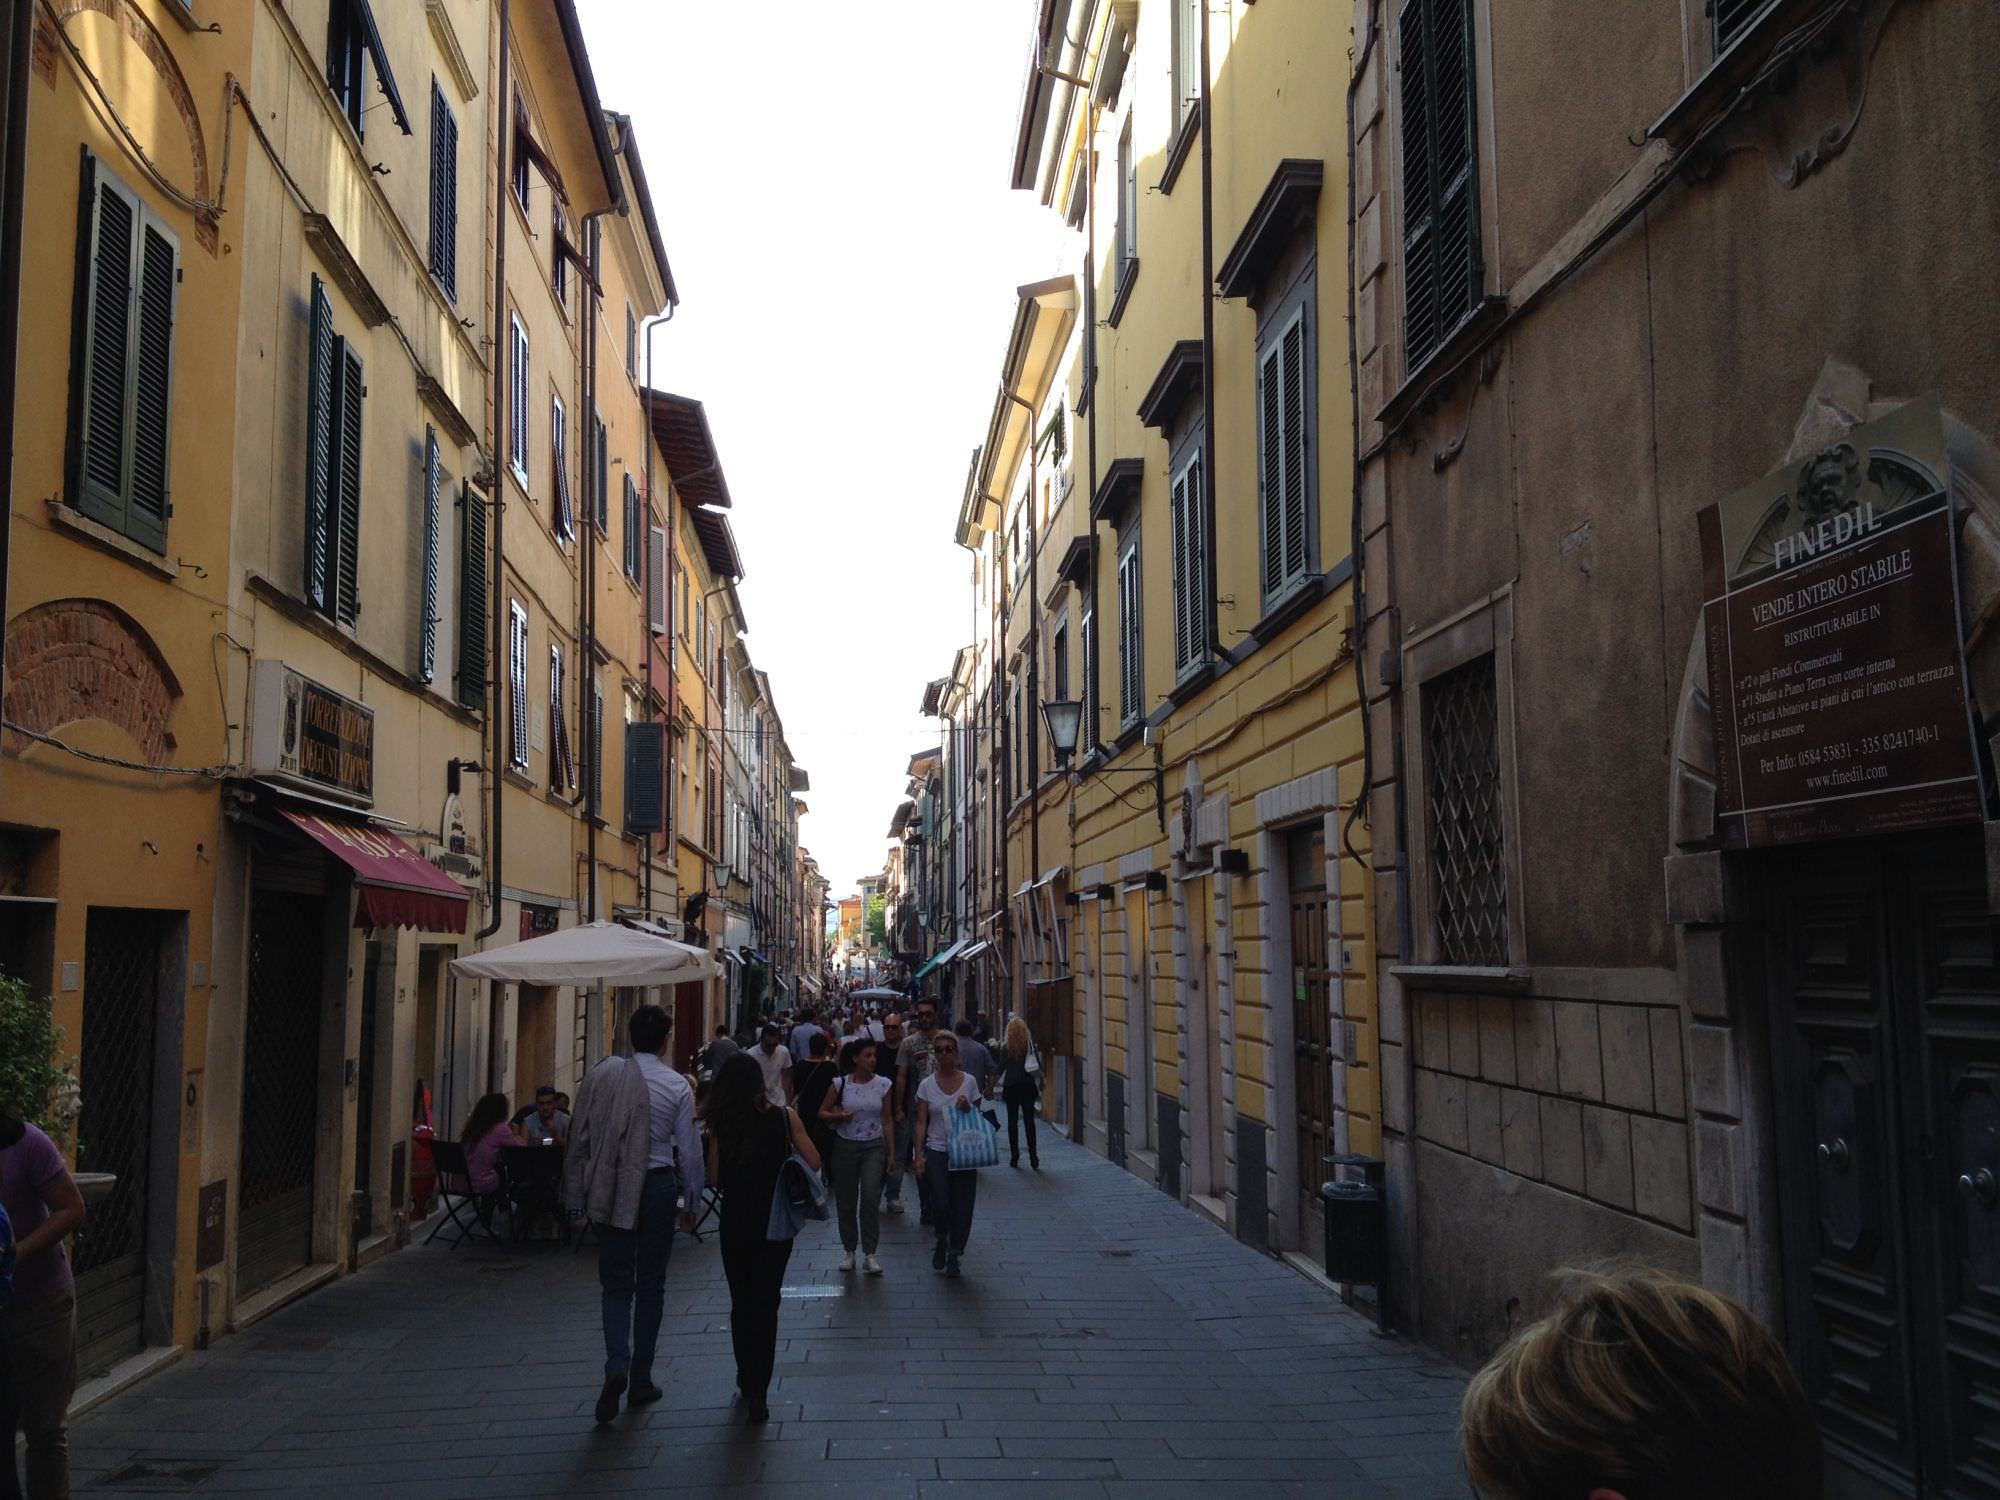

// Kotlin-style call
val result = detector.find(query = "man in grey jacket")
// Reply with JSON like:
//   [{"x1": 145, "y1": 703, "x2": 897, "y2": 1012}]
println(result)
[{"x1": 566, "y1": 1005, "x2": 704, "y2": 1424}]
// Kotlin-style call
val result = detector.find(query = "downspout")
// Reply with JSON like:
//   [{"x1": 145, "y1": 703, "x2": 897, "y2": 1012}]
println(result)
[
  {"x1": 0, "y1": 0, "x2": 31, "y2": 725},
  {"x1": 639, "y1": 301, "x2": 674, "y2": 917},
  {"x1": 477, "y1": 0, "x2": 512, "y2": 941},
  {"x1": 578, "y1": 210, "x2": 608, "y2": 921},
  {"x1": 1197, "y1": 0, "x2": 1219, "y2": 664},
  {"x1": 1003, "y1": 387, "x2": 1041, "y2": 908}
]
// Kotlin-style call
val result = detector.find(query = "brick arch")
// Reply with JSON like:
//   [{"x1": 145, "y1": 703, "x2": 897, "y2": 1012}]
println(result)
[
  {"x1": 5, "y1": 599, "x2": 181, "y2": 761},
  {"x1": 37, "y1": 0, "x2": 218, "y2": 251}
]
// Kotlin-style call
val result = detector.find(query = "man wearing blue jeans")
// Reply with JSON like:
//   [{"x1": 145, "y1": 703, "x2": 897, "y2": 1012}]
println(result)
[{"x1": 567, "y1": 1005, "x2": 704, "y2": 1425}]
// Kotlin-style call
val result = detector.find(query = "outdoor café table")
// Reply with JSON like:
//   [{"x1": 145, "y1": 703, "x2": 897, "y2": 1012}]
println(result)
[{"x1": 500, "y1": 1141, "x2": 566, "y2": 1243}]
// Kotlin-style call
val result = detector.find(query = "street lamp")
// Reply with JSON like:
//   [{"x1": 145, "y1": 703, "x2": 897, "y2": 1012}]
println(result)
[{"x1": 1041, "y1": 699, "x2": 1083, "y2": 767}]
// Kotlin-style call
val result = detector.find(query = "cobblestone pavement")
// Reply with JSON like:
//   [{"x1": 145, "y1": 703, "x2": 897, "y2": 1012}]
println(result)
[{"x1": 68, "y1": 1134, "x2": 1471, "y2": 1498}]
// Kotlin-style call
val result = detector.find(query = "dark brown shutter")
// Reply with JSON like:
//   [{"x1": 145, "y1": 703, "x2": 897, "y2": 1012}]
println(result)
[
  {"x1": 304, "y1": 277, "x2": 337, "y2": 612},
  {"x1": 419, "y1": 427, "x2": 441, "y2": 682},
  {"x1": 1399, "y1": 0, "x2": 1481, "y2": 369},
  {"x1": 457, "y1": 484, "x2": 488, "y2": 710},
  {"x1": 428, "y1": 80, "x2": 458, "y2": 301}
]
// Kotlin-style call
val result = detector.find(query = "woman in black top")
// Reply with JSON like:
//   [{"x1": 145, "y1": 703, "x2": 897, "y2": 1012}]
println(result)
[
  {"x1": 703, "y1": 1053, "x2": 820, "y2": 1423},
  {"x1": 1000, "y1": 1016, "x2": 1041, "y2": 1169},
  {"x1": 793, "y1": 1032, "x2": 839, "y2": 1161}
]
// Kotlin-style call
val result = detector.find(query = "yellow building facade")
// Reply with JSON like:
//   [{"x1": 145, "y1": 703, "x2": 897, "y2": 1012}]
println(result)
[{"x1": 967, "y1": 0, "x2": 1375, "y2": 1262}]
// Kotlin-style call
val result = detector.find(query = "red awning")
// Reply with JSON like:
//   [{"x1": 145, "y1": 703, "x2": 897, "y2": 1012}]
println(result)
[{"x1": 278, "y1": 809, "x2": 471, "y2": 933}]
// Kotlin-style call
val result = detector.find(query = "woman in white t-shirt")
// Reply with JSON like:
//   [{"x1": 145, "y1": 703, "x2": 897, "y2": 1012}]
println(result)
[
  {"x1": 912, "y1": 1031, "x2": 984, "y2": 1278},
  {"x1": 820, "y1": 1037, "x2": 896, "y2": 1275}
]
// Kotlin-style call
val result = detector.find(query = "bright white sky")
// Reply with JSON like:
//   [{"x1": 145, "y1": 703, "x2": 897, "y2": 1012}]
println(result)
[{"x1": 575, "y1": 0, "x2": 1064, "y2": 898}]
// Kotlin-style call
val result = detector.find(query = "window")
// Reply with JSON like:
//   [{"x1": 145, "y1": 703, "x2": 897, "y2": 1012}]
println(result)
[
  {"x1": 508, "y1": 315, "x2": 529, "y2": 483},
  {"x1": 510, "y1": 95, "x2": 532, "y2": 211},
  {"x1": 625, "y1": 306, "x2": 637, "y2": 378},
  {"x1": 623, "y1": 474, "x2": 642, "y2": 582},
  {"x1": 67, "y1": 153, "x2": 178, "y2": 554},
  {"x1": 551, "y1": 203, "x2": 569, "y2": 308},
  {"x1": 1423, "y1": 652, "x2": 1506, "y2": 965},
  {"x1": 550, "y1": 644, "x2": 574, "y2": 790},
  {"x1": 1080, "y1": 595, "x2": 1097, "y2": 752},
  {"x1": 593, "y1": 412, "x2": 608, "y2": 534},
  {"x1": 1117, "y1": 529, "x2": 1143, "y2": 727},
  {"x1": 456, "y1": 483, "x2": 487, "y2": 711},
  {"x1": 1052, "y1": 615, "x2": 1069, "y2": 704},
  {"x1": 304, "y1": 276, "x2": 363, "y2": 625},
  {"x1": 508, "y1": 601, "x2": 529, "y2": 768},
  {"x1": 419, "y1": 426, "x2": 441, "y2": 682},
  {"x1": 1172, "y1": 0, "x2": 1201, "y2": 127},
  {"x1": 550, "y1": 394, "x2": 573, "y2": 540},
  {"x1": 647, "y1": 525, "x2": 668, "y2": 632},
  {"x1": 1169, "y1": 440, "x2": 1209, "y2": 679},
  {"x1": 324, "y1": 0, "x2": 408, "y2": 140},
  {"x1": 427, "y1": 80, "x2": 458, "y2": 301},
  {"x1": 1257, "y1": 303, "x2": 1313, "y2": 601},
  {"x1": 1116, "y1": 116, "x2": 1138, "y2": 274},
  {"x1": 1398, "y1": 0, "x2": 1482, "y2": 371}
]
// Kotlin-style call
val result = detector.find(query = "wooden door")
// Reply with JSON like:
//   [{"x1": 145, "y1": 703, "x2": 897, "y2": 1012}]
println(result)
[
  {"x1": 1288, "y1": 825, "x2": 1336, "y2": 1241},
  {"x1": 1767, "y1": 833, "x2": 2000, "y2": 1497}
]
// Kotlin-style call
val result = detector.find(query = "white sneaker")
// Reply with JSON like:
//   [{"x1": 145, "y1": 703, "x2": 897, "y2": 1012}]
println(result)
[
  {"x1": 863, "y1": 1255, "x2": 883, "y2": 1276},
  {"x1": 837, "y1": 1252, "x2": 855, "y2": 1273},
  {"x1": 885, "y1": 1200, "x2": 906, "y2": 1215}
]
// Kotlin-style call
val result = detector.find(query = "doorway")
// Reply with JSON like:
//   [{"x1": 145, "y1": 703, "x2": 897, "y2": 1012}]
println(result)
[
  {"x1": 1287, "y1": 824, "x2": 1337, "y2": 1246},
  {"x1": 352, "y1": 941, "x2": 396, "y2": 1239},
  {"x1": 516, "y1": 984, "x2": 557, "y2": 1101},
  {"x1": 1125, "y1": 888, "x2": 1153, "y2": 1155},
  {"x1": 72, "y1": 908, "x2": 178, "y2": 1374},
  {"x1": 1764, "y1": 831, "x2": 2000, "y2": 1498},
  {"x1": 1182, "y1": 872, "x2": 1224, "y2": 1201},
  {"x1": 238, "y1": 890, "x2": 326, "y2": 1297}
]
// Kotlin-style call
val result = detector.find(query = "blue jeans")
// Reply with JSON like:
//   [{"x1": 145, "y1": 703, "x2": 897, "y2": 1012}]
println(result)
[{"x1": 598, "y1": 1168, "x2": 677, "y2": 1382}]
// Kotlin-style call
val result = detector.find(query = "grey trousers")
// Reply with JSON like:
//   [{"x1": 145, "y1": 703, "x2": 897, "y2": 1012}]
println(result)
[
  {"x1": 830, "y1": 1135, "x2": 887, "y2": 1254},
  {"x1": 2, "y1": 1289, "x2": 75, "y2": 1500}
]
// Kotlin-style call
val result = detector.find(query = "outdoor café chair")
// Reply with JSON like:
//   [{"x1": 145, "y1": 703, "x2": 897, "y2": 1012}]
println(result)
[{"x1": 424, "y1": 1139, "x2": 503, "y2": 1247}]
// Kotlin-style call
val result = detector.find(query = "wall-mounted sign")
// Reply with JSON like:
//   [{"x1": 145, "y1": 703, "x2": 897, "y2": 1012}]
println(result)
[
  {"x1": 250, "y1": 661, "x2": 375, "y2": 804},
  {"x1": 520, "y1": 903, "x2": 560, "y2": 941},
  {"x1": 1698, "y1": 396, "x2": 1982, "y2": 847}
]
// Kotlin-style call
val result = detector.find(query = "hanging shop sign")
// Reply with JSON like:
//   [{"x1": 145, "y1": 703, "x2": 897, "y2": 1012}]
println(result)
[
  {"x1": 249, "y1": 660, "x2": 375, "y2": 804},
  {"x1": 1698, "y1": 395, "x2": 1982, "y2": 847},
  {"x1": 519, "y1": 902, "x2": 561, "y2": 941}
]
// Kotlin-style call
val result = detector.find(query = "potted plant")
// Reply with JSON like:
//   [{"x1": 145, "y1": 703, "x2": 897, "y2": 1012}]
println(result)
[{"x1": 0, "y1": 972, "x2": 108, "y2": 1203}]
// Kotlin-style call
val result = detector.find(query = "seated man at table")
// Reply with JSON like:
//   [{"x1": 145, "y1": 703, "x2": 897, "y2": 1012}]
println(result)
[{"x1": 517, "y1": 1085, "x2": 570, "y2": 1145}]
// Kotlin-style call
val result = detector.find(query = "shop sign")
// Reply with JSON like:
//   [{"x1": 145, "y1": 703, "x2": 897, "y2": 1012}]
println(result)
[
  {"x1": 250, "y1": 661, "x2": 375, "y2": 804},
  {"x1": 520, "y1": 903, "x2": 560, "y2": 941},
  {"x1": 1698, "y1": 396, "x2": 1982, "y2": 847}
]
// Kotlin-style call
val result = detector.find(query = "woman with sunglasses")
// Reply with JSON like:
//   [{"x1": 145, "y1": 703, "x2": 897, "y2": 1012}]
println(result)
[{"x1": 911, "y1": 1030, "x2": 983, "y2": 1278}]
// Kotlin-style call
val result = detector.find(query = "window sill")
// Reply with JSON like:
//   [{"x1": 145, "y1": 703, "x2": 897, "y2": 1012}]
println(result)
[
  {"x1": 1107, "y1": 259, "x2": 1140, "y2": 329},
  {"x1": 1160, "y1": 104, "x2": 1201, "y2": 196},
  {"x1": 502, "y1": 766, "x2": 536, "y2": 791},
  {"x1": 1388, "y1": 964, "x2": 1530, "y2": 995},
  {"x1": 1376, "y1": 295, "x2": 1508, "y2": 433},
  {"x1": 1113, "y1": 720, "x2": 1144, "y2": 755},
  {"x1": 1647, "y1": 0, "x2": 1818, "y2": 146},
  {"x1": 45, "y1": 502, "x2": 176, "y2": 580},
  {"x1": 1250, "y1": 574, "x2": 1325, "y2": 644},
  {"x1": 1168, "y1": 660, "x2": 1218, "y2": 708}
]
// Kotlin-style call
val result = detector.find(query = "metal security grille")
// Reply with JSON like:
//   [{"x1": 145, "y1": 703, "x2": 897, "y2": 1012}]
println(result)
[
  {"x1": 1423, "y1": 654, "x2": 1508, "y2": 966},
  {"x1": 73, "y1": 909, "x2": 162, "y2": 1375},
  {"x1": 238, "y1": 891, "x2": 325, "y2": 1297},
  {"x1": 1287, "y1": 827, "x2": 1335, "y2": 1232}
]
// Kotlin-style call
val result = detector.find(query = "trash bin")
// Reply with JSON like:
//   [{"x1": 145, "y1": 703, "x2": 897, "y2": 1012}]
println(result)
[{"x1": 1320, "y1": 1152, "x2": 1385, "y2": 1287}]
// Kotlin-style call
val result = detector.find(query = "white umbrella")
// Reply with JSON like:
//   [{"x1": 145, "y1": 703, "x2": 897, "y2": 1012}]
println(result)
[
  {"x1": 849, "y1": 986, "x2": 904, "y2": 1001},
  {"x1": 450, "y1": 921, "x2": 716, "y2": 986}
]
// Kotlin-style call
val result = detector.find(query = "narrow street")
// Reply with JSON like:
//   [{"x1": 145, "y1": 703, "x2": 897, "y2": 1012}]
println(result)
[{"x1": 66, "y1": 1138, "x2": 1468, "y2": 1499}]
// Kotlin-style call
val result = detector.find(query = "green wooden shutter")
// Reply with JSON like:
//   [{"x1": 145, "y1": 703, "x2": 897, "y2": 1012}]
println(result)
[
  {"x1": 304, "y1": 276, "x2": 337, "y2": 612},
  {"x1": 71, "y1": 155, "x2": 135, "y2": 530},
  {"x1": 334, "y1": 341, "x2": 364, "y2": 624},
  {"x1": 456, "y1": 484, "x2": 488, "y2": 710},
  {"x1": 1399, "y1": 0, "x2": 1480, "y2": 368},
  {"x1": 1081, "y1": 599, "x2": 1097, "y2": 749},
  {"x1": 550, "y1": 645, "x2": 572, "y2": 789},
  {"x1": 1280, "y1": 313, "x2": 1309, "y2": 585},
  {"x1": 419, "y1": 426, "x2": 441, "y2": 683},
  {"x1": 126, "y1": 215, "x2": 178, "y2": 553},
  {"x1": 428, "y1": 80, "x2": 458, "y2": 302},
  {"x1": 1258, "y1": 341, "x2": 1284, "y2": 596},
  {"x1": 591, "y1": 681, "x2": 605, "y2": 811},
  {"x1": 623, "y1": 474, "x2": 639, "y2": 581},
  {"x1": 509, "y1": 318, "x2": 528, "y2": 478},
  {"x1": 551, "y1": 396, "x2": 572, "y2": 540},
  {"x1": 509, "y1": 605, "x2": 529, "y2": 766}
]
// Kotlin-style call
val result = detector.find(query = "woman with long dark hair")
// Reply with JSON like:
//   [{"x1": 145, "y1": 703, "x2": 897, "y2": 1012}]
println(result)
[
  {"x1": 999, "y1": 1016, "x2": 1041, "y2": 1169},
  {"x1": 460, "y1": 1092, "x2": 514, "y2": 1226},
  {"x1": 704, "y1": 1052, "x2": 820, "y2": 1424},
  {"x1": 820, "y1": 1038, "x2": 893, "y2": 1275}
]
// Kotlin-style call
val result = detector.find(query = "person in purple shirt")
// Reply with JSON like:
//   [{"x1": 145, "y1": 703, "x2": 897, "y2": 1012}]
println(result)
[{"x1": 1, "y1": 1110, "x2": 86, "y2": 1500}]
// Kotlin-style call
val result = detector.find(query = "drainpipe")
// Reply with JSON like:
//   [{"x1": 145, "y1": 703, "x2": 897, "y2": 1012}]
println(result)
[
  {"x1": 0, "y1": 0, "x2": 29, "y2": 722},
  {"x1": 1003, "y1": 387, "x2": 1041, "y2": 912},
  {"x1": 477, "y1": 0, "x2": 512, "y2": 941},
  {"x1": 578, "y1": 212, "x2": 607, "y2": 921},
  {"x1": 639, "y1": 301, "x2": 674, "y2": 918},
  {"x1": 1198, "y1": 0, "x2": 1219, "y2": 664}
]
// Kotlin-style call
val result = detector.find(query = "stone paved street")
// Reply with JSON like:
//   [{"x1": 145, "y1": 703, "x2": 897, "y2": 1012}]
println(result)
[{"x1": 67, "y1": 1137, "x2": 1471, "y2": 1498}]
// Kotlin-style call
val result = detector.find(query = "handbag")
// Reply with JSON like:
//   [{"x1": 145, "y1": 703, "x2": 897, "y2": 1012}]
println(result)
[
  {"x1": 765, "y1": 1110, "x2": 831, "y2": 1241},
  {"x1": 946, "y1": 1097, "x2": 1001, "y2": 1170},
  {"x1": 1024, "y1": 1043, "x2": 1042, "y2": 1076}
]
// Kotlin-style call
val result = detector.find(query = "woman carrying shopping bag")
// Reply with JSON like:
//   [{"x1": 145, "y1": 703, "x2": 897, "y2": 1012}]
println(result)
[
  {"x1": 999, "y1": 1016, "x2": 1043, "y2": 1170},
  {"x1": 820, "y1": 1038, "x2": 894, "y2": 1276},
  {"x1": 912, "y1": 1031, "x2": 994, "y2": 1278},
  {"x1": 703, "y1": 1053, "x2": 821, "y2": 1425}
]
